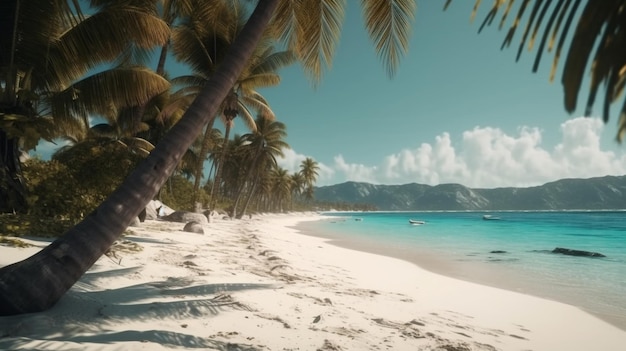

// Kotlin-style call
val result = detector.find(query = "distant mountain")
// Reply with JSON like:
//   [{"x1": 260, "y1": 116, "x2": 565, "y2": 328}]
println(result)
[{"x1": 313, "y1": 175, "x2": 626, "y2": 211}]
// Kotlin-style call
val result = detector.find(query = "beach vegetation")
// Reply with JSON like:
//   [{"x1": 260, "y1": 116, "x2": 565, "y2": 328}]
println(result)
[
  {"x1": 0, "y1": 0, "x2": 170, "y2": 215},
  {"x1": 233, "y1": 117, "x2": 290, "y2": 218},
  {"x1": 167, "y1": 1, "x2": 296, "y2": 208},
  {"x1": 289, "y1": 172, "x2": 306, "y2": 210},
  {"x1": 300, "y1": 157, "x2": 320, "y2": 202},
  {"x1": 0, "y1": 0, "x2": 622, "y2": 317},
  {"x1": 160, "y1": 174, "x2": 210, "y2": 212},
  {"x1": 16, "y1": 137, "x2": 146, "y2": 236}
]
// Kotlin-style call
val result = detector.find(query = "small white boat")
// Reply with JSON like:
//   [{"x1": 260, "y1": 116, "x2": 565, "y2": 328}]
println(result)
[
  {"x1": 482, "y1": 214, "x2": 501, "y2": 221},
  {"x1": 409, "y1": 219, "x2": 425, "y2": 225}
]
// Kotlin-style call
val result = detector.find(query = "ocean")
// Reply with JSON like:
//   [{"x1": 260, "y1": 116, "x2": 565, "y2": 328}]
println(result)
[{"x1": 298, "y1": 211, "x2": 626, "y2": 330}]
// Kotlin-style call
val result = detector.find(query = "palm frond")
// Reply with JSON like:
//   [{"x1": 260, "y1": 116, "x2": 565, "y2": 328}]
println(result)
[
  {"x1": 155, "y1": 93, "x2": 194, "y2": 126},
  {"x1": 249, "y1": 50, "x2": 297, "y2": 76},
  {"x1": 47, "y1": 7, "x2": 170, "y2": 89},
  {"x1": 240, "y1": 92, "x2": 275, "y2": 121},
  {"x1": 460, "y1": 0, "x2": 626, "y2": 140},
  {"x1": 239, "y1": 73, "x2": 281, "y2": 93},
  {"x1": 547, "y1": 0, "x2": 575, "y2": 80},
  {"x1": 161, "y1": 0, "x2": 196, "y2": 23},
  {"x1": 294, "y1": 0, "x2": 346, "y2": 83},
  {"x1": 361, "y1": 0, "x2": 416, "y2": 78},
  {"x1": 50, "y1": 66, "x2": 170, "y2": 123},
  {"x1": 171, "y1": 26, "x2": 217, "y2": 76},
  {"x1": 1, "y1": 1, "x2": 64, "y2": 93},
  {"x1": 171, "y1": 75, "x2": 208, "y2": 89},
  {"x1": 270, "y1": 0, "x2": 298, "y2": 47}
]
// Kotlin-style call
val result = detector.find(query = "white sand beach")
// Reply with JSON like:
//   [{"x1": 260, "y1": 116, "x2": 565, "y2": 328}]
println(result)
[{"x1": 1, "y1": 213, "x2": 625, "y2": 350}]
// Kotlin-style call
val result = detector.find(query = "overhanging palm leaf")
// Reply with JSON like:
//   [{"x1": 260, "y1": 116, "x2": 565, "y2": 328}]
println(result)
[
  {"x1": 49, "y1": 66, "x2": 171, "y2": 123},
  {"x1": 273, "y1": 0, "x2": 416, "y2": 82},
  {"x1": 272, "y1": 0, "x2": 346, "y2": 83},
  {"x1": 452, "y1": 0, "x2": 626, "y2": 141},
  {"x1": 362, "y1": 0, "x2": 416, "y2": 77},
  {"x1": 170, "y1": 0, "x2": 241, "y2": 76},
  {"x1": 47, "y1": 6, "x2": 170, "y2": 90}
]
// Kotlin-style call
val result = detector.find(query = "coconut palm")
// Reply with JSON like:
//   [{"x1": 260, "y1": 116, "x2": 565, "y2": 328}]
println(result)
[
  {"x1": 233, "y1": 117, "x2": 289, "y2": 218},
  {"x1": 217, "y1": 134, "x2": 249, "y2": 203},
  {"x1": 299, "y1": 157, "x2": 320, "y2": 201},
  {"x1": 0, "y1": 0, "x2": 416, "y2": 315},
  {"x1": 290, "y1": 172, "x2": 306, "y2": 209},
  {"x1": 171, "y1": 1, "x2": 295, "y2": 207},
  {"x1": 270, "y1": 166, "x2": 293, "y2": 212},
  {"x1": 449, "y1": 0, "x2": 626, "y2": 140},
  {"x1": 255, "y1": 168, "x2": 275, "y2": 212},
  {"x1": 0, "y1": 0, "x2": 170, "y2": 213}
]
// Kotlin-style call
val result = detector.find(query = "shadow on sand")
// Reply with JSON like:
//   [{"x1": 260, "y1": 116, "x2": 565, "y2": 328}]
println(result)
[{"x1": 0, "y1": 272, "x2": 274, "y2": 350}]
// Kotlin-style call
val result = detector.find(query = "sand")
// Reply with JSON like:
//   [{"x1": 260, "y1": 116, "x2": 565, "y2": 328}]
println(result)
[{"x1": 1, "y1": 212, "x2": 625, "y2": 350}]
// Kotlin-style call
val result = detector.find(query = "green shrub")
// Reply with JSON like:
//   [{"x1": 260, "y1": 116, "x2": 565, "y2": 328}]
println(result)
[
  {"x1": 12, "y1": 139, "x2": 146, "y2": 236},
  {"x1": 159, "y1": 174, "x2": 209, "y2": 211}
]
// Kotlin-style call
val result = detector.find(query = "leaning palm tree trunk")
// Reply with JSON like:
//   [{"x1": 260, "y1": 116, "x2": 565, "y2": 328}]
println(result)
[{"x1": 0, "y1": 0, "x2": 280, "y2": 316}]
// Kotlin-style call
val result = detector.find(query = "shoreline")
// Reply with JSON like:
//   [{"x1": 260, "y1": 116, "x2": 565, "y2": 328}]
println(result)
[
  {"x1": 1, "y1": 212, "x2": 625, "y2": 350},
  {"x1": 296, "y1": 214, "x2": 626, "y2": 332}
]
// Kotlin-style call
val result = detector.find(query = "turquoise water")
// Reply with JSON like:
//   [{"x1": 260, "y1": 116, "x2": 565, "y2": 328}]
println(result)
[{"x1": 303, "y1": 211, "x2": 626, "y2": 330}]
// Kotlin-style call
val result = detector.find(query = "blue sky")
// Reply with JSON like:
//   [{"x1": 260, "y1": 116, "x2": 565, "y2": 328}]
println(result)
[
  {"x1": 253, "y1": 1, "x2": 626, "y2": 187},
  {"x1": 34, "y1": 1, "x2": 626, "y2": 189}
]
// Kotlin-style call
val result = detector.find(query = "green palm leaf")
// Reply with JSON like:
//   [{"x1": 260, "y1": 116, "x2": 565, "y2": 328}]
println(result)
[
  {"x1": 50, "y1": 66, "x2": 170, "y2": 123},
  {"x1": 273, "y1": 0, "x2": 416, "y2": 81},
  {"x1": 291, "y1": 0, "x2": 347, "y2": 83},
  {"x1": 48, "y1": 7, "x2": 170, "y2": 89},
  {"x1": 458, "y1": 0, "x2": 626, "y2": 140},
  {"x1": 361, "y1": 0, "x2": 416, "y2": 77}
]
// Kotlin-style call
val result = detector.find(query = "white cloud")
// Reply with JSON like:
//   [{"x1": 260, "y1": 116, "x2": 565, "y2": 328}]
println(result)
[
  {"x1": 333, "y1": 155, "x2": 377, "y2": 183},
  {"x1": 323, "y1": 117, "x2": 626, "y2": 188}
]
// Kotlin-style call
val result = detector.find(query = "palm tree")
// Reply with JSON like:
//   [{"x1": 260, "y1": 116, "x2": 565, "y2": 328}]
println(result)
[
  {"x1": 256, "y1": 168, "x2": 275, "y2": 212},
  {"x1": 216, "y1": 134, "x2": 249, "y2": 204},
  {"x1": 290, "y1": 172, "x2": 306, "y2": 209},
  {"x1": 171, "y1": 1, "x2": 295, "y2": 208},
  {"x1": 270, "y1": 166, "x2": 293, "y2": 212},
  {"x1": 449, "y1": 0, "x2": 626, "y2": 140},
  {"x1": 0, "y1": 0, "x2": 416, "y2": 315},
  {"x1": 233, "y1": 117, "x2": 289, "y2": 218},
  {"x1": 169, "y1": 0, "x2": 239, "y2": 205},
  {"x1": 0, "y1": 0, "x2": 170, "y2": 213},
  {"x1": 299, "y1": 157, "x2": 320, "y2": 201}
]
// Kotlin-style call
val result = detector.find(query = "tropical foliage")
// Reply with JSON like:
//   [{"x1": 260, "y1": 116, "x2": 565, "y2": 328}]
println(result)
[
  {"x1": 0, "y1": 0, "x2": 170, "y2": 213},
  {"x1": 10, "y1": 138, "x2": 147, "y2": 237},
  {"x1": 3, "y1": 0, "x2": 616, "y2": 316},
  {"x1": 169, "y1": 1, "x2": 295, "y2": 207},
  {"x1": 449, "y1": 0, "x2": 626, "y2": 140}
]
